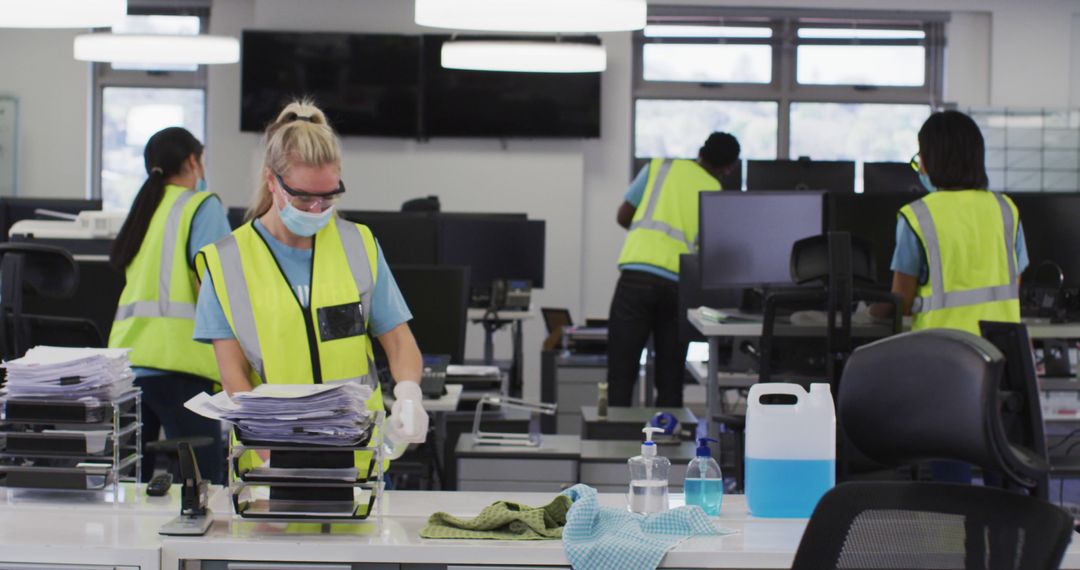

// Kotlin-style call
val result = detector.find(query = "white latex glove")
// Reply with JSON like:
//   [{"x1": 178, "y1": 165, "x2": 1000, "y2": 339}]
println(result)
[{"x1": 389, "y1": 381, "x2": 429, "y2": 444}]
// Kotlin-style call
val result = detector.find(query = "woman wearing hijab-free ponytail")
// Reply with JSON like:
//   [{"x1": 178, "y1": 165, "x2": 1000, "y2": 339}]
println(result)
[{"x1": 108, "y1": 127, "x2": 231, "y2": 484}]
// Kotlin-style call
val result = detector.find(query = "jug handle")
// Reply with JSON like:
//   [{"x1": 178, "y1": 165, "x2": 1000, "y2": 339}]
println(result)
[{"x1": 750, "y1": 383, "x2": 804, "y2": 408}]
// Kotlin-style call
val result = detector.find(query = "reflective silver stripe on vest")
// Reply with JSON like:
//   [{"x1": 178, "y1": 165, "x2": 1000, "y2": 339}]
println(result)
[
  {"x1": 215, "y1": 233, "x2": 265, "y2": 380},
  {"x1": 334, "y1": 218, "x2": 375, "y2": 323},
  {"x1": 114, "y1": 190, "x2": 198, "y2": 322},
  {"x1": 627, "y1": 159, "x2": 695, "y2": 251},
  {"x1": 909, "y1": 195, "x2": 1019, "y2": 314}
]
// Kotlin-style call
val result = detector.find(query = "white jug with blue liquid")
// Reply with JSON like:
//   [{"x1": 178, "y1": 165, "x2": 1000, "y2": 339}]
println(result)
[{"x1": 745, "y1": 383, "x2": 835, "y2": 518}]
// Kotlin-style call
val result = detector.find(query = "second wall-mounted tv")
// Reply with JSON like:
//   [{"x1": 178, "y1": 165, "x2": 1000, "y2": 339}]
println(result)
[{"x1": 240, "y1": 31, "x2": 601, "y2": 139}]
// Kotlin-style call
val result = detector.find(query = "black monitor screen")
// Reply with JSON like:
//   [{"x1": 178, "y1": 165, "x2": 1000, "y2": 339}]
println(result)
[
  {"x1": 699, "y1": 192, "x2": 826, "y2": 288},
  {"x1": 241, "y1": 31, "x2": 420, "y2": 136},
  {"x1": 864, "y1": 162, "x2": 926, "y2": 195},
  {"x1": 829, "y1": 193, "x2": 921, "y2": 285},
  {"x1": 380, "y1": 265, "x2": 468, "y2": 364},
  {"x1": 341, "y1": 211, "x2": 438, "y2": 266},
  {"x1": 1009, "y1": 193, "x2": 1080, "y2": 288},
  {"x1": 422, "y1": 35, "x2": 601, "y2": 138},
  {"x1": 438, "y1": 218, "x2": 545, "y2": 290},
  {"x1": 746, "y1": 160, "x2": 855, "y2": 194}
]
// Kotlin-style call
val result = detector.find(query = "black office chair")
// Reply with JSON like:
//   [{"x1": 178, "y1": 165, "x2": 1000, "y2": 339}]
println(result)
[
  {"x1": 401, "y1": 195, "x2": 440, "y2": 212},
  {"x1": 0, "y1": 243, "x2": 103, "y2": 359},
  {"x1": 791, "y1": 481, "x2": 1074, "y2": 570},
  {"x1": 791, "y1": 329, "x2": 1072, "y2": 570}
]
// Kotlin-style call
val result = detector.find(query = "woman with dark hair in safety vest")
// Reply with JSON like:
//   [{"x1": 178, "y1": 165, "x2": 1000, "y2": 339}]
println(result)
[
  {"x1": 875, "y1": 109, "x2": 1029, "y2": 483},
  {"x1": 108, "y1": 126, "x2": 232, "y2": 484},
  {"x1": 192, "y1": 100, "x2": 427, "y2": 474}
]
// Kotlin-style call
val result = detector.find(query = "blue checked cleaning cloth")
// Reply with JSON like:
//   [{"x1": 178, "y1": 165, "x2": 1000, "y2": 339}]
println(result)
[{"x1": 561, "y1": 484, "x2": 733, "y2": 570}]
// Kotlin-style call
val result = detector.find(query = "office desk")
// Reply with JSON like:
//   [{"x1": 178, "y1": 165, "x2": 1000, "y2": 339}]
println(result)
[
  {"x1": 467, "y1": 307, "x2": 535, "y2": 396},
  {"x1": 688, "y1": 308, "x2": 1080, "y2": 440},
  {"x1": 153, "y1": 490, "x2": 1080, "y2": 569}
]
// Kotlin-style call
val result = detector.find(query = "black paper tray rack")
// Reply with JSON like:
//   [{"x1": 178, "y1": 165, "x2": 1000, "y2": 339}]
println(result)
[
  {"x1": 1, "y1": 392, "x2": 137, "y2": 424},
  {"x1": 232, "y1": 488, "x2": 377, "y2": 521}
]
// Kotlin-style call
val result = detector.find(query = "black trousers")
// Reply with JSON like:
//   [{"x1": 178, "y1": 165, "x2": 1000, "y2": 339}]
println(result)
[
  {"x1": 606, "y1": 270, "x2": 689, "y2": 407},
  {"x1": 135, "y1": 373, "x2": 225, "y2": 484}
]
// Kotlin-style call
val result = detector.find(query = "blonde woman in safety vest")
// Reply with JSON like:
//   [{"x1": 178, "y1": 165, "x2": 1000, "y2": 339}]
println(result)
[
  {"x1": 108, "y1": 127, "x2": 232, "y2": 484},
  {"x1": 608, "y1": 132, "x2": 740, "y2": 408},
  {"x1": 193, "y1": 101, "x2": 427, "y2": 475},
  {"x1": 878, "y1": 110, "x2": 1028, "y2": 482}
]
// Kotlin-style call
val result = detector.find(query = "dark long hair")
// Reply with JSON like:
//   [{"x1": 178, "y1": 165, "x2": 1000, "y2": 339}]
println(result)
[
  {"x1": 110, "y1": 127, "x2": 203, "y2": 270},
  {"x1": 918, "y1": 110, "x2": 989, "y2": 190}
]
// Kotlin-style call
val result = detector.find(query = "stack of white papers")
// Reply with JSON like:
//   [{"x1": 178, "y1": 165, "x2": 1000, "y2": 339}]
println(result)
[
  {"x1": 185, "y1": 382, "x2": 374, "y2": 446},
  {"x1": 1, "y1": 346, "x2": 134, "y2": 399},
  {"x1": 446, "y1": 365, "x2": 500, "y2": 377}
]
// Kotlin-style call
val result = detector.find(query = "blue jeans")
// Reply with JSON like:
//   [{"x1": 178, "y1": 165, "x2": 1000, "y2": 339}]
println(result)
[{"x1": 135, "y1": 373, "x2": 225, "y2": 484}]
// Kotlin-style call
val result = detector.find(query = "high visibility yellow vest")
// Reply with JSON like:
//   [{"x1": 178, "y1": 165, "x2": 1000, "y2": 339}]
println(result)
[
  {"x1": 617, "y1": 158, "x2": 721, "y2": 274},
  {"x1": 196, "y1": 217, "x2": 385, "y2": 477},
  {"x1": 108, "y1": 184, "x2": 220, "y2": 382},
  {"x1": 899, "y1": 190, "x2": 1021, "y2": 336}
]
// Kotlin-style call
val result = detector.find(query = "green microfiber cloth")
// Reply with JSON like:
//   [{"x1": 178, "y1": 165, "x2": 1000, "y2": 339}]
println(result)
[{"x1": 420, "y1": 494, "x2": 572, "y2": 540}]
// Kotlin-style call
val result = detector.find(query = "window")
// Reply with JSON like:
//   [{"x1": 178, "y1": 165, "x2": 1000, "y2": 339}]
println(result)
[
  {"x1": 92, "y1": 11, "x2": 208, "y2": 211},
  {"x1": 633, "y1": 8, "x2": 946, "y2": 188}
]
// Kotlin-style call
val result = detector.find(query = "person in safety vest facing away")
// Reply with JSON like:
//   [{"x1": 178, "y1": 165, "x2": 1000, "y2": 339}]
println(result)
[
  {"x1": 193, "y1": 100, "x2": 427, "y2": 475},
  {"x1": 873, "y1": 110, "x2": 1029, "y2": 483},
  {"x1": 608, "y1": 132, "x2": 740, "y2": 407},
  {"x1": 108, "y1": 127, "x2": 232, "y2": 484}
]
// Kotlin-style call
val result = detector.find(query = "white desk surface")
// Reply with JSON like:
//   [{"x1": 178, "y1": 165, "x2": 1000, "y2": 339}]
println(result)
[
  {"x1": 467, "y1": 307, "x2": 536, "y2": 321},
  {"x1": 1, "y1": 487, "x2": 1078, "y2": 569},
  {"x1": 686, "y1": 361, "x2": 758, "y2": 388},
  {"x1": 156, "y1": 490, "x2": 1080, "y2": 569},
  {"x1": 688, "y1": 308, "x2": 1080, "y2": 340}
]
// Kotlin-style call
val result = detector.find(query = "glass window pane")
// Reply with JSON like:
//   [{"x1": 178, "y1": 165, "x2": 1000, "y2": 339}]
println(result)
[
  {"x1": 797, "y1": 28, "x2": 925, "y2": 40},
  {"x1": 645, "y1": 25, "x2": 772, "y2": 38},
  {"x1": 644, "y1": 44, "x2": 772, "y2": 83},
  {"x1": 790, "y1": 103, "x2": 930, "y2": 192},
  {"x1": 110, "y1": 15, "x2": 201, "y2": 72},
  {"x1": 797, "y1": 45, "x2": 924, "y2": 86},
  {"x1": 635, "y1": 99, "x2": 778, "y2": 162},
  {"x1": 102, "y1": 87, "x2": 205, "y2": 212}
]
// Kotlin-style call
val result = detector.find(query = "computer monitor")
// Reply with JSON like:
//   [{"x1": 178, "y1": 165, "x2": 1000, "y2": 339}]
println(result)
[
  {"x1": 437, "y1": 217, "x2": 545, "y2": 301},
  {"x1": 746, "y1": 160, "x2": 855, "y2": 194},
  {"x1": 863, "y1": 162, "x2": 926, "y2": 195},
  {"x1": 379, "y1": 264, "x2": 469, "y2": 365},
  {"x1": 1, "y1": 198, "x2": 102, "y2": 240},
  {"x1": 698, "y1": 191, "x2": 826, "y2": 289},
  {"x1": 1008, "y1": 193, "x2": 1080, "y2": 288},
  {"x1": 828, "y1": 193, "x2": 922, "y2": 285},
  {"x1": 341, "y1": 210, "x2": 439, "y2": 266}
]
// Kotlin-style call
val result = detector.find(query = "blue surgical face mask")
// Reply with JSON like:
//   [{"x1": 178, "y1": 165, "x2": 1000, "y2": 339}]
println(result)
[
  {"x1": 196, "y1": 177, "x2": 208, "y2": 192},
  {"x1": 279, "y1": 198, "x2": 334, "y2": 237},
  {"x1": 918, "y1": 172, "x2": 937, "y2": 193}
]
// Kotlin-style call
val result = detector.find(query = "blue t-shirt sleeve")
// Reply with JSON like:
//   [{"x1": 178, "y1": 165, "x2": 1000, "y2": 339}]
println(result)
[
  {"x1": 193, "y1": 268, "x2": 235, "y2": 343},
  {"x1": 368, "y1": 241, "x2": 413, "y2": 337},
  {"x1": 188, "y1": 195, "x2": 232, "y2": 265},
  {"x1": 890, "y1": 216, "x2": 925, "y2": 281},
  {"x1": 623, "y1": 165, "x2": 650, "y2": 208},
  {"x1": 1016, "y1": 223, "x2": 1029, "y2": 275}
]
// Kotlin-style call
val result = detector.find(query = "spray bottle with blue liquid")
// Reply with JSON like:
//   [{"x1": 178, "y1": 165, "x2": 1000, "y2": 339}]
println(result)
[{"x1": 684, "y1": 437, "x2": 723, "y2": 516}]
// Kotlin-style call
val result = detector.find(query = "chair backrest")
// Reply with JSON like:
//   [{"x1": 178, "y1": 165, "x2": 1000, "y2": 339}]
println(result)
[
  {"x1": 839, "y1": 329, "x2": 1046, "y2": 490},
  {"x1": 792, "y1": 481, "x2": 1074, "y2": 570}
]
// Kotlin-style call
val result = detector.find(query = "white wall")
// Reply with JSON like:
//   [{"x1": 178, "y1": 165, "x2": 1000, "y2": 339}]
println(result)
[{"x1": 0, "y1": 29, "x2": 89, "y2": 198}]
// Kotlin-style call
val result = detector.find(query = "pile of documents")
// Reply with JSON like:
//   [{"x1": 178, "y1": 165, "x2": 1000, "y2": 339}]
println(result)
[
  {"x1": 1, "y1": 346, "x2": 134, "y2": 399},
  {"x1": 186, "y1": 382, "x2": 374, "y2": 446}
]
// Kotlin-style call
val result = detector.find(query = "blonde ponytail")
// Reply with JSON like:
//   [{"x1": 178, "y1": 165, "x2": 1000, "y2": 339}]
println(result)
[{"x1": 247, "y1": 99, "x2": 342, "y2": 220}]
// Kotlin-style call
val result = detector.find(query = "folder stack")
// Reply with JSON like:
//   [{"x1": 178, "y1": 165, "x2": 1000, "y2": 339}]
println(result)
[{"x1": 1, "y1": 346, "x2": 135, "y2": 399}]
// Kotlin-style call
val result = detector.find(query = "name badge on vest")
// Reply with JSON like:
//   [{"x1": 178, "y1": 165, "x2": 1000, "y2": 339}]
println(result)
[{"x1": 317, "y1": 302, "x2": 366, "y2": 341}]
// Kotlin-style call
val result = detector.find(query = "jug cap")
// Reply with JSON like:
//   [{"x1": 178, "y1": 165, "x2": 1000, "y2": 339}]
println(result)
[{"x1": 696, "y1": 437, "x2": 718, "y2": 458}]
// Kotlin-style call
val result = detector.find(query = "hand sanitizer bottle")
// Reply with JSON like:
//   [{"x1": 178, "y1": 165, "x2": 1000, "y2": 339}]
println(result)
[
  {"x1": 684, "y1": 437, "x2": 723, "y2": 516},
  {"x1": 627, "y1": 427, "x2": 670, "y2": 514}
]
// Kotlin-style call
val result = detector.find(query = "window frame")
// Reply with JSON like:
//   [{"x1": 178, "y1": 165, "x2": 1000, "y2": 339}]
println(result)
[
  {"x1": 631, "y1": 7, "x2": 947, "y2": 170},
  {"x1": 90, "y1": 4, "x2": 210, "y2": 202}
]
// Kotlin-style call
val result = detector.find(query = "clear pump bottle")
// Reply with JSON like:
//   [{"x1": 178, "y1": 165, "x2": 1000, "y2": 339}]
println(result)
[
  {"x1": 684, "y1": 437, "x2": 723, "y2": 516},
  {"x1": 627, "y1": 427, "x2": 670, "y2": 514}
]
